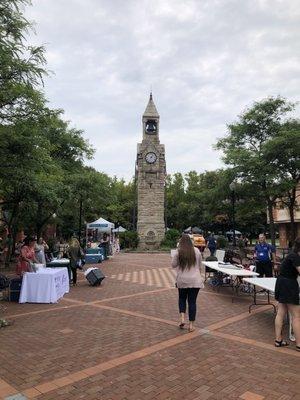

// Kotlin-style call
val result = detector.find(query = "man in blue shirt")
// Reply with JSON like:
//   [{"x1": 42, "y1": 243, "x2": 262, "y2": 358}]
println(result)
[
  {"x1": 254, "y1": 234, "x2": 276, "y2": 277},
  {"x1": 206, "y1": 233, "x2": 217, "y2": 256}
]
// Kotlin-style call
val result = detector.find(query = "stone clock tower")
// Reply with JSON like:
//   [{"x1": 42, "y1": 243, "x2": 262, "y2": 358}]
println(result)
[{"x1": 136, "y1": 94, "x2": 166, "y2": 250}]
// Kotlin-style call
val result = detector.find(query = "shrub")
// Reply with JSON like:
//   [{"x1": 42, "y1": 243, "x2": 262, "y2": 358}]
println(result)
[
  {"x1": 119, "y1": 231, "x2": 139, "y2": 249},
  {"x1": 160, "y1": 229, "x2": 181, "y2": 248}
]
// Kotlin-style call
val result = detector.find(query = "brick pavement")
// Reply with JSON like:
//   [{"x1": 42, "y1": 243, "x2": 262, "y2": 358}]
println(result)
[{"x1": 0, "y1": 253, "x2": 299, "y2": 400}]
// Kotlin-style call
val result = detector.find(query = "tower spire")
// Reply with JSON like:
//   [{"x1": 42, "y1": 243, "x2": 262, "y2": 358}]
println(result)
[{"x1": 143, "y1": 92, "x2": 159, "y2": 117}]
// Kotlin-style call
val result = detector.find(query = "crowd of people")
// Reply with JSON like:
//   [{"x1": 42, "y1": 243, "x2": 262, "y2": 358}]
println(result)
[
  {"x1": 171, "y1": 232, "x2": 300, "y2": 352},
  {"x1": 14, "y1": 236, "x2": 84, "y2": 284},
  {"x1": 186, "y1": 230, "x2": 249, "y2": 258},
  {"x1": 1, "y1": 228, "x2": 299, "y2": 352},
  {"x1": 12, "y1": 232, "x2": 119, "y2": 287}
]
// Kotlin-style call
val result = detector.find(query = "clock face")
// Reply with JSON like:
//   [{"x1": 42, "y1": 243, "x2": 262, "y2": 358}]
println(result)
[
  {"x1": 145, "y1": 152, "x2": 157, "y2": 164},
  {"x1": 145, "y1": 120, "x2": 157, "y2": 134}
]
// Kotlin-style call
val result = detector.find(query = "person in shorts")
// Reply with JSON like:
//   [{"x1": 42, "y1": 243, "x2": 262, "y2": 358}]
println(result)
[
  {"x1": 274, "y1": 238, "x2": 300, "y2": 351},
  {"x1": 254, "y1": 234, "x2": 276, "y2": 277}
]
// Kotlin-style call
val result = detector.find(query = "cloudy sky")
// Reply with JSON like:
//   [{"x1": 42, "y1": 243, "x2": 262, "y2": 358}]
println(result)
[{"x1": 25, "y1": 0, "x2": 300, "y2": 181}]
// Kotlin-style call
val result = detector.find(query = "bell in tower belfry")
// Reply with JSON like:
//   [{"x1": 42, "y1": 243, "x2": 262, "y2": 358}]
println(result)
[{"x1": 136, "y1": 93, "x2": 166, "y2": 250}]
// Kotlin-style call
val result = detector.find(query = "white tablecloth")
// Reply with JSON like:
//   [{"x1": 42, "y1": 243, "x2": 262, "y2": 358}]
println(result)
[
  {"x1": 19, "y1": 268, "x2": 69, "y2": 303},
  {"x1": 203, "y1": 261, "x2": 259, "y2": 277},
  {"x1": 243, "y1": 277, "x2": 277, "y2": 291}
]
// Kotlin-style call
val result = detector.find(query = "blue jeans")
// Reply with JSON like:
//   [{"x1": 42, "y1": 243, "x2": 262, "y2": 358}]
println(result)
[
  {"x1": 178, "y1": 288, "x2": 200, "y2": 321},
  {"x1": 209, "y1": 247, "x2": 216, "y2": 256}
]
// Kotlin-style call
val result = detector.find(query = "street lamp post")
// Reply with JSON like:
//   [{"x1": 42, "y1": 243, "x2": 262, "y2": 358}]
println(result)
[{"x1": 229, "y1": 181, "x2": 236, "y2": 247}]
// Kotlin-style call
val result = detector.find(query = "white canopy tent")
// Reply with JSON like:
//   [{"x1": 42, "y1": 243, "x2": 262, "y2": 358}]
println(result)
[
  {"x1": 86, "y1": 217, "x2": 114, "y2": 232},
  {"x1": 86, "y1": 217, "x2": 115, "y2": 244}
]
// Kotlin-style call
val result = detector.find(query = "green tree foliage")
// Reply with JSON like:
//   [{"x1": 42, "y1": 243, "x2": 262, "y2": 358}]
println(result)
[
  {"x1": 160, "y1": 228, "x2": 181, "y2": 249},
  {"x1": 216, "y1": 96, "x2": 297, "y2": 244},
  {"x1": 106, "y1": 178, "x2": 135, "y2": 229},
  {"x1": 263, "y1": 119, "x2": 300, "y2": 240},
  {"x1": 0, "y1": 0, "x2": 47, "y2": 123},
  {"x1": 165, "y1": 169, "x2": 267, "y2": 239},
  {"x1": 165, "y1": 173, "x2": 188, "y2": 231},
  {"x1": 119, "y1": 231, "x2": 139, "y2": 249}
]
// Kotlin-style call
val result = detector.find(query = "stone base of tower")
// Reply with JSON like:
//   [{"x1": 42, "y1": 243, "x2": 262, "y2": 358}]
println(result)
[{"x1": 137, "y1": 223, "x2": 165, "y2": 251}]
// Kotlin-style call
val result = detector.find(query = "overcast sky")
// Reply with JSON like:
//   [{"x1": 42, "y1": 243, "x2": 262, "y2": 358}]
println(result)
[{"x1": 25, "y1": 0, "x2": 300, "y2": 181}]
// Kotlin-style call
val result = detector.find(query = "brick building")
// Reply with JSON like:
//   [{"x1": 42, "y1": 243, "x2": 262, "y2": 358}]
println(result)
[{"x1": 273, "y1": 183, "x2": 300, "y2": 247}]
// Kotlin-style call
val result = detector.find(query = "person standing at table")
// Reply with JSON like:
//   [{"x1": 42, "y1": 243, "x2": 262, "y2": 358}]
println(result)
[
  {"x1": 206, "y1": 233, "x2": 217, "y2": 256},
  {"x1": 254, "y1": 234, "x2": 276, "y2": 277},
  {"x1": 16, "y1": 236, "x2": 38, "y2": 276},
  {"x1": 58, "y1": 238, "x2": 69, "y2": 259},
  {"x1": 35, "y1": 237, "x2": 49, "y2": 265},
  {"x1": 99, "y1": 233, "x2": 110, "y2": 258},
  {"x1": 274, "y1": 237, "x2": 300, "y2": 351},
  {"x1": 68, "y1": 237, "x2": 84, "y2": 286},
  {"x1": 172, "y1": 234, "x2": 204, "y2": 332}
]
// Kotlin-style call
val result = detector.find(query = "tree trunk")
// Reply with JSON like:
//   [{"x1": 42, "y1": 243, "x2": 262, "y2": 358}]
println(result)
[
  {"x1": 267, "y1": 199, "x2": 276, "y2": 246},
  {"x1": 288, "y1": 187, "x2": 297, "y2": 243},
  {"x1": 4, "y1": 202, "x2": 20, "y2": 266},
  {"x1": 36, "y1": 202, "x2": 43, "y2": 238}
]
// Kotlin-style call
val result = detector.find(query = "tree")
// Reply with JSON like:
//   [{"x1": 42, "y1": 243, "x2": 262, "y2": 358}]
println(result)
[
  {"x1": 216, "y1": 96, "x2": 296, "y2": 244},
  {"x1": 264, "y1": 119, "x2": 300, "y2": 241},
  {"x1": 165, "y1": 173, "x2": 188, "y2": 230},
  {"x1": 107, "y1": 178, "x2": 135, "y2": 229},
  {"x1": 0, "y1": 0, "x2": 47, "y2": 123}
]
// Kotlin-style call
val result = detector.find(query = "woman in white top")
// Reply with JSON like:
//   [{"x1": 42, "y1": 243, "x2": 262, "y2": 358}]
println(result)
[
  {"x1": 172, "y1": 234, "x2": 204, "y2": 332},
  {"x1": 35, "y1": 237, "x2": 49, "y2": 265}
]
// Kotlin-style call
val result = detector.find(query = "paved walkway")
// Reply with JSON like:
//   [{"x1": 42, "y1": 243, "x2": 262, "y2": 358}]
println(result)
[{"x1": 0, "y1": 253, "x2": 299, "y2": 400}]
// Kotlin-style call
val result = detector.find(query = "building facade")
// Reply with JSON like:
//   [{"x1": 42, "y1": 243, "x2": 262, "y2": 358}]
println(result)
[
  {"x1": 273, "y1": 183, "x2": 300, "y2": 247},
  {"x1": 136, "y1": 94, "x2": 166, "y2": 250}
]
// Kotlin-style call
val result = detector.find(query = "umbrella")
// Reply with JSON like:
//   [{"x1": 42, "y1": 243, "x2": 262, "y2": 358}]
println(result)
[
  {"x1": 112, "y1": 226, "x2": 127, "y2": 233},
  {"x1": 226, "y1": 230, "x2": 242, "y2": 235},
  {"x1": 192, "y1": 227, "x2": 203, "y2": 234}
]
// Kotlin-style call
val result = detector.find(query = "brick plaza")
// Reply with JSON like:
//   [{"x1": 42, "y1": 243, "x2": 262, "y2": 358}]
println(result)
[{"x1": 0, "y1": 253, "x2": 299, "y2": 400}]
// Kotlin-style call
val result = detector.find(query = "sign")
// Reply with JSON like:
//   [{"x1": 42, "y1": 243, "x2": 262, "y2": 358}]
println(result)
[{"x1": 89, "y1": 223, "x2": 109, "y2": 228}]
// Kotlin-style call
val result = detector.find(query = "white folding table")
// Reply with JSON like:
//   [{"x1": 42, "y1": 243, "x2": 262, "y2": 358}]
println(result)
[
  {"x1": 19, "y1": 268, "x2": 69, "y2": 303},
  {"x1": 46, "y1": 258, "x2": 71, "y2": 280},
  {"x1": 243, "y1": 277, "x2": 295, "y2": 341},
  {"x1": 243, "y1": 277, "x2": 277, "y2": 313},
  {"x1": 203, "y1": 261, "x2": 259, "y2": 300}
]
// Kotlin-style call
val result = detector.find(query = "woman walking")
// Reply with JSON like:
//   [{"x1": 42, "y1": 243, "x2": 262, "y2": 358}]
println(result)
[
  {"x1": 68, "y1": 237, "x2": 84, "y2": 286},
  {"x1": 172, "y1": 234, "x2": 204, "y2": 332},
  {"x1": 274, "y1": 237, "x2": 300, "y2": 351}
]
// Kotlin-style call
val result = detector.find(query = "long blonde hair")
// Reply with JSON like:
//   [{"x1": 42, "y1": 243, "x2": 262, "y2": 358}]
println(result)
[
  {"x1": 178, "y1": 234, "x2": 196, "y2": 270},
  {"x1": 69, "y1": 237, "x2": 80, "y2": 248}
]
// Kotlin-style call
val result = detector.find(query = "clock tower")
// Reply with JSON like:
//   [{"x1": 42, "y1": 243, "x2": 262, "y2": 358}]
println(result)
[{"x1": 136, "y1": 93, "x2": 166, "y2": 249}]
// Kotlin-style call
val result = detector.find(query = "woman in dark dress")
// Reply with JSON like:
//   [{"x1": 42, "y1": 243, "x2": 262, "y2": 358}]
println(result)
[
  {"x1": 68, "y1": 237, "x2": 84, "y2": 286},
  {"x1": 274, "y1": 238, "x2": 300, "y2": 351}
]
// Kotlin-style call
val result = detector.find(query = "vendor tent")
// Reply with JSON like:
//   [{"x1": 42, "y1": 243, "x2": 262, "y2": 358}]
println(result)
[
  {"x1": 86, "y1": 217, "x2": 115, "y2": 232},
  {"x1": 112, "y1": 226, "x2": 126, "y2": 233}
]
